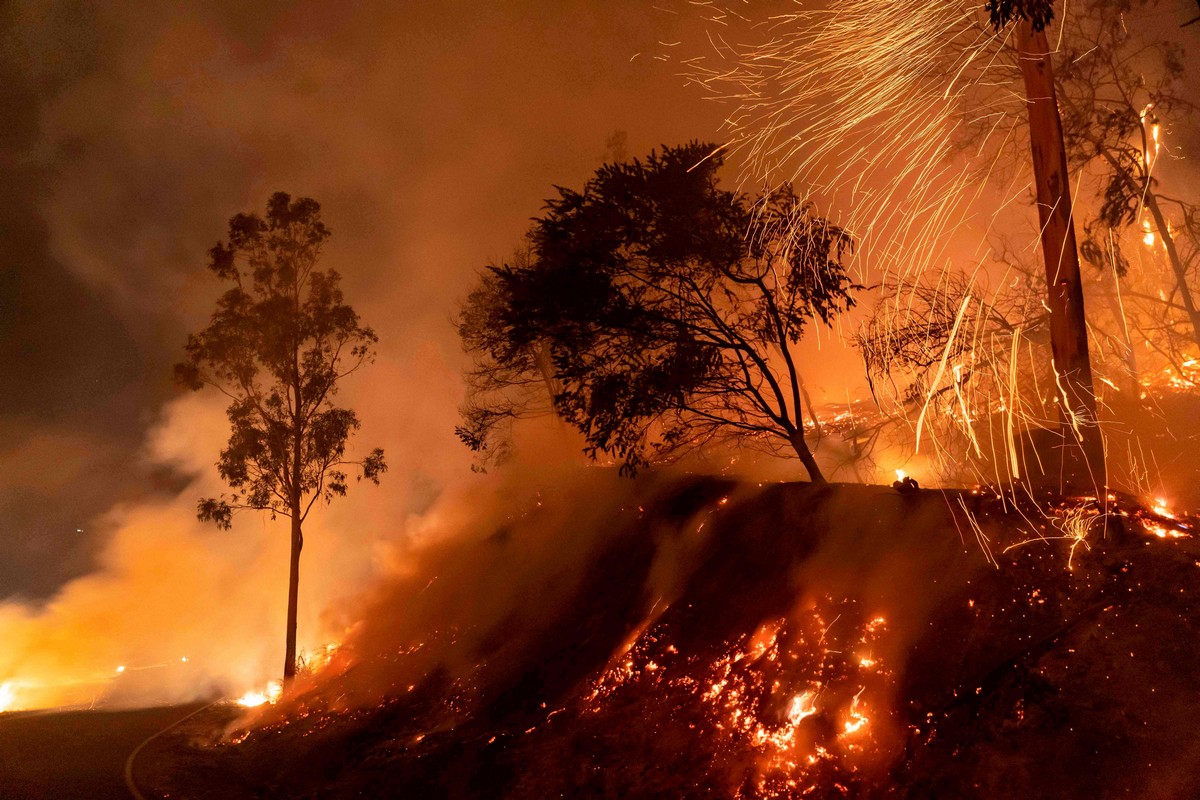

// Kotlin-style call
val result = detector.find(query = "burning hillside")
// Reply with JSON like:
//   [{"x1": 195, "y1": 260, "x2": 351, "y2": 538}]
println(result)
[{"x1": 129, "y1": 475, "x2": 1200, "y2": 799}]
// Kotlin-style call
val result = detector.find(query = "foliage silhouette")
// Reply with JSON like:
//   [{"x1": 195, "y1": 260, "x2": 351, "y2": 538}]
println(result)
[
  {"x1": 458, "y1": 143, "x2": 857, "y2": 482},
  {"x1": 176, "y1": 192, "x2": 386, "y2": 681}
]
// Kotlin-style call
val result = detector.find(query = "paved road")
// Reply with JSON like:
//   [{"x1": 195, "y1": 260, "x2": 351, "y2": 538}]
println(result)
[{"x1": 0, "y1": 705, "x2": 202, "y2": 800}]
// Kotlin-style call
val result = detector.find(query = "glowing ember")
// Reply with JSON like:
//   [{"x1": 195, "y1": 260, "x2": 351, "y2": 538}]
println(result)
[
  {"x1": 1148, "y1": 524, "x2": 1186, "y2": 540},
  {"x1": 786, "y1": 690, "x2": 818, "y2": 725},
  {"x1": 236, "y1": 680, "x2": 282, "y2": 708}
]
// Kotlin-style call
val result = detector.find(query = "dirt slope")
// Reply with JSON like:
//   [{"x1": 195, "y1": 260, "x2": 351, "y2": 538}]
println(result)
[{"x1": 142, "y1": 478, "x2": 1200, "y2": 799}]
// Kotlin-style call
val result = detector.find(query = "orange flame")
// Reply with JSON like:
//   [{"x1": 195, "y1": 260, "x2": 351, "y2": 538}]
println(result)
[{"x1": 236, "y1": 680, "x2": 282, "y2": 708}]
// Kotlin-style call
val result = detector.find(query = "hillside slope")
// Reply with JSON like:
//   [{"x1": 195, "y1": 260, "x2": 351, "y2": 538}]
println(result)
[{"x1": 141, "y1": 478, "x2": 1200, "y2": 799}]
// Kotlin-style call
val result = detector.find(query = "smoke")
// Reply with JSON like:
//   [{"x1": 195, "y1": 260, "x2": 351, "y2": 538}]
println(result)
[
  {"x1": 0, "y1": 0, "x2": 738, "y2": 709},
  {"x1": 0, "y1": 0, "x2": 734, "y2": 598},
  {"x1": 234, "y1": 464, "x2": 996, "y2": 797},
  {"x1": 3, "y1": 0, "x2": 1196, "y2": 721}
]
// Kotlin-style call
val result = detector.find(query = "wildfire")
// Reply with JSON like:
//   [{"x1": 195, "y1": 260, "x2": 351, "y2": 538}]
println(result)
[
  {"x1": 1141, "y1": 357, "x2": 1200, "y2": 392},
  {"x1": 1134, "y1": 495, "x2": 1192, "y2": 540},
  {"x1": 233, "y1": 642, "x2": 342, "y2": 708},
  {"x1": 786, "y1": 691, "x2": 818, "y2": 725},
  {"x1": 236, "y1": 680, "x2": 283, "y2": 708},
  {"x1": 0, "y1": 681, "x2": 17, "y2": 713},
  {"x1": 1152, "y1": 498, "x2": 1174, "y2": 519},
  {"x1": 1147, "y1": 524, "x2": 1186, "y2": 540},
  {"x1": 840, "y1": 688, "x2": 869, "y2": 737},
  {"x1": 1140, "y1": 103, "x2": 1161, "y2": 173},
  {"x1": 579, "y1": 601, "x2": 892, "y2": 795}
]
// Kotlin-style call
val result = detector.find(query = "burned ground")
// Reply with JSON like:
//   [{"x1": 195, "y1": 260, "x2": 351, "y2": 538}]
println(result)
[{"x1": 137, "y1": 478, "x2": 1200, "y2": 799}]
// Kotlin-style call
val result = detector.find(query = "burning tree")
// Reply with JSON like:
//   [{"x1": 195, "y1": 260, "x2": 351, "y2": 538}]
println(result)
[
  {"x1": 665, "y1": 0, "x2": 1141, "y2": 490},
  {"x1": 855, "y1": 0, "x2": 1200, "y2": 487},
  {"x1": 457, "y1": 143, "x2": 857, "y2": 482},
  {"x1": 1056, "y1": 1, "x2": 1200, "y2": 368},
  {"x1": 176, "y1": 192, "x2": 386, "y2": 682},
  {"x1": 985, "y1": 0, "x2": 1105, "y2": 490}
]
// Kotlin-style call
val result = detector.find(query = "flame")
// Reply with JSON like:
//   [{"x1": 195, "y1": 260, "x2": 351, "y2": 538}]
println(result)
[
  {"x1": 840, "y1": 688, "x2": 869, "y2": 736},
  {"x1": 0, "y1": 681, "x2": 17, "y2": 713},
  {"x1": 1140, "y1": 103, "x2": 1161, "y2": 172},
  {"x1": 230, "y1": 642, "x2": 341, "y2": 708},
  {"x1": 236, "y1": 680, "x2": 282, "y2": 708},
  {"x1": 578, "y1": 605, "x2": 892, "y2": 796},
  {"x1": 1147, "y1": 524, "x2": 1186, "y2": 540},
  {"x1": 786, "y1": 690, "x2": 818, "y2": 725},
  {"x1": 894, "y1": 469, "x2": 906, "y2": 481}
]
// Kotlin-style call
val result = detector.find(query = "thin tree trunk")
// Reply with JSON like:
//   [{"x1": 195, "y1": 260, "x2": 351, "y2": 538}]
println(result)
[
  {"x1": 534, "y1": 340, "x2": 564, "y2": 412},
  {"x1": 284, "y1": 509, "x2": 302, "y2": 682},
  {"x1": 287, "y1": 323, "x2": 304, "y2": 683},
  {"x1": 1144, "y1": 193, "x2": 1200, "y2": 352},
  {"x1": 798, "y1": 374, "x2": 822, "y2": 442},
  {"x1": 1016, "y1": 20, "x2": 1106, "y2": 492},
  {"x1": 788, "y1": 428, "x2": 826, "y2": 484}
]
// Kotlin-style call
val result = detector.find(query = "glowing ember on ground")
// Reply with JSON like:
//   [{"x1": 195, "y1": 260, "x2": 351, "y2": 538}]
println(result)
[
  {"x1": 1148, "y1": 524, "x2": 1187, "y2": 540},
  {"x1": 576, "y1": 601, "x2": 893, "y2": 796}
]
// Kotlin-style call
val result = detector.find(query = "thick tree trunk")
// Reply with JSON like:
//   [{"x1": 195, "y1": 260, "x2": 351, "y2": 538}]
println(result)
[
  {"x1": 283, "y1": 510, "x2": 302, "y2": 682},
  {"x1": 1016, "y1": 21, "x2": 1106, "y2": 492},
  {"x1": 788, "y1": 428, "x2": 826, "y2": 484}
]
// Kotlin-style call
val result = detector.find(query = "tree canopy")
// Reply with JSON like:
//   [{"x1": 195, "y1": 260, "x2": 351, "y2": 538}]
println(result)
[
  {"x1": 985, "y1": 0, "x2": 1054, "y2": 31},
  {"x1": 458, "y1": 143, "x2": 858, "y2": 482}
]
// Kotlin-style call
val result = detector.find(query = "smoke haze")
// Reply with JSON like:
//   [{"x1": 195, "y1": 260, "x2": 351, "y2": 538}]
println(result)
[{"x1": 2, "y1": 0, "x2": 1198, "y2": 712}]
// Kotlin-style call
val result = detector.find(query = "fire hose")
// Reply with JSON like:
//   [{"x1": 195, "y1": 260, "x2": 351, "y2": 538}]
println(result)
[{"x1": 123, "y1": 700, "x2": 221, "y2": 800}]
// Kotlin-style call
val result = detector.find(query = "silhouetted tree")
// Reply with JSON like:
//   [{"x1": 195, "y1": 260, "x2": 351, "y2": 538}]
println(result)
[
  {"x1": 456, "y1": 238, "x2": 564, "y2": 471},
  {"x1": 176, "y1": 192, "x2": 386, "y2": 682},
  {"x1": 458, "y1": 143, "x2": 858, "y2": 482},
  {"x1": 986, "y1": 0, "x2": 1106, "y2": 489}
]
